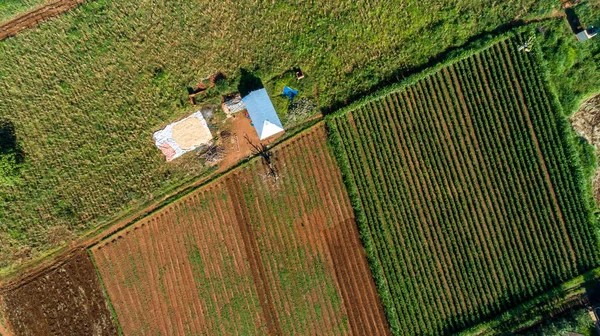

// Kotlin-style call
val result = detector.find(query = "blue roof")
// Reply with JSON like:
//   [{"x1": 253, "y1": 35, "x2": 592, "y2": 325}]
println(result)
[{"x1": 242, "y1": 88, "x2": 284, "y2": 140}]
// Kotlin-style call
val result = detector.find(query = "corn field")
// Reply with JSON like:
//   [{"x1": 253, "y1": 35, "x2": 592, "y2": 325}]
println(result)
[{"x1": 327, "y1": 39, "x2": 599, "y2": 335}]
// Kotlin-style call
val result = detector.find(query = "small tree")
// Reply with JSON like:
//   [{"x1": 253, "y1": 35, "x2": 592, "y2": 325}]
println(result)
[
  {"x1": 214, "y1": 78, "x2": 231, "y2": 96},
  {"x1": 244, "y1": 134, "x2": 277, "y2": 179},
  {"x1": 0, "y1": 120, "x2": 21, "y2": 187}
]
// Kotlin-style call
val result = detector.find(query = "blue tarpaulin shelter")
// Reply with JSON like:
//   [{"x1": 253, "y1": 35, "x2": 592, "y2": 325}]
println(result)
[
  {"x1": 282, "y1": 86, "x2": 298, "y2": 100},
  {"x1": 242, "y1": 88, "x2": 285, "y2": 140}
]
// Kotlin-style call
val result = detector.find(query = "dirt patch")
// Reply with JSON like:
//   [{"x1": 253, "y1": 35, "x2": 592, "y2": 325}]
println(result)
[
  {"x1": 570, "y1": 93, "x2": 600, "y2": 204},
  {"x1": 217, "y1": 112, "x2": 282, "y2": 172},
  {"x1": 0, "y1": 250, "x2": 117, "y2": 336},
  {"x1": 0, "y1": 0, "x2": 86, "y2": 40},
  {"x1": 0, "y1": 296, "x2": 13, "y2": 336}
]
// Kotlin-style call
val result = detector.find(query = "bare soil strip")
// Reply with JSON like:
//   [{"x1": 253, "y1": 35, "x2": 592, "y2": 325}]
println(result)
[
  {"x1": 0, "y1": 0, "x2": 86, "y2": 40},
  {"x1": 325, "y1": 219, "x2": 392, "y2": 336}
]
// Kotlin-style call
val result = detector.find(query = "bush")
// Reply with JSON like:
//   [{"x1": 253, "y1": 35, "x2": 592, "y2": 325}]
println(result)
[
  {"x1": 0, "y1": 121, "x2": 21, "y2": 187},
  {"x1": 214, "y1": 78, "x2": 232, "y2": 95}
]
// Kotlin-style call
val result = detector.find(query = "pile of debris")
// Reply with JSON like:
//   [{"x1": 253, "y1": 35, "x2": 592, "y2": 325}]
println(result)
[{"x1": 188, "y1": 72, "x2": 227, "y2": 106}]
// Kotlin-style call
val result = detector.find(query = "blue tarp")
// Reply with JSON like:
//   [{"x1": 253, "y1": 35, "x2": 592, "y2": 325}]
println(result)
[
  {"x1": 242, "y1": 88, "x2": 285, "y2": 140},
  {"x1": 283, "y1": 86, "x2": 298, "y2": 100}
]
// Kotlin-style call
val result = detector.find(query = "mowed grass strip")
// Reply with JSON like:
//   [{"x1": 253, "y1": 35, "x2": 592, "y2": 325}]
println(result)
[
  {"x1": 0, "y1": 0, "x2": 556, "y2": 268},
  {"x1": 91, "y1": 123, "x2": 391, "y2": 335},
  {"x1": 327, "y1": 39, "x2": 599, "y2": 335}
]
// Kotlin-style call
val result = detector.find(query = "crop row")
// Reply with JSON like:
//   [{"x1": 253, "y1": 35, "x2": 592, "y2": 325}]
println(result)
[{"x1": 92, "y1": 124, "x2": 391, "y2": 335}]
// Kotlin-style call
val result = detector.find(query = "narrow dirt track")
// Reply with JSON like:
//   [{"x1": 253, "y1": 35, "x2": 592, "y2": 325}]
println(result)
[{"x1": 0, "y1": 0, "x2": 86, "y2": 40}]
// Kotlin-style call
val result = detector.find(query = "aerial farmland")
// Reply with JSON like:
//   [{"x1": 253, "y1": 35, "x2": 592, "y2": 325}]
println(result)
[{"x1": 1, "y1": 0, "x2": 600, "y2": 336}]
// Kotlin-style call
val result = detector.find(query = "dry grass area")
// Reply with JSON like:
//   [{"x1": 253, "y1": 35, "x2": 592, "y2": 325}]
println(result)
[{"x1": 570, "y1": 93, "x2": 600, "y2": 203}]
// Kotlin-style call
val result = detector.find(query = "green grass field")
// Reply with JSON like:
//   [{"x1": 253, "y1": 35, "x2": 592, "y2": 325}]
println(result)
[
  {"x1": 327, "y1": 37, "x2": 599, "y2": 334},
  {"x1": 0, "y1": 0, "x2": 560, "y2": 269}
]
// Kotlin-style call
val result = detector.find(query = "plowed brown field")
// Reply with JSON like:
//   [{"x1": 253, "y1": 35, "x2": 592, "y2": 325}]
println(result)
[
  {"x1": 0, "y1": 249, "x2": 117, "y2": 336},
  {"x1": 91, "y1": 123, "x2": 390, "y2": 335}
]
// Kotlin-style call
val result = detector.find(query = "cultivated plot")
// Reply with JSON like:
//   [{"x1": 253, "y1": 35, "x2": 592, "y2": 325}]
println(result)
[
  {"x1": 328, "y1": 39, "x2": 599, "y2": 335},
  {"x1": 91, "y1": 124, "x2": 390, "y2": 335},
  {"x1": 0, "y1": 250, "x2": 117, "y2": 336}
]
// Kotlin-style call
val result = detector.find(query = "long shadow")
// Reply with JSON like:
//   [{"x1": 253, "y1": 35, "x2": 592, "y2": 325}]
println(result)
[
  {"x1": 565, "y1": 8, "x2": 584, "y2": 34},
  {"x1": 0, "y1": 119, "x2": 24, "y2": 163},
  {"x1": 237, "y1": 69, "x2": 264, "y2": 98},
  {"x1": 321, "y1": 18, "x2": 553, "y2": 115}
]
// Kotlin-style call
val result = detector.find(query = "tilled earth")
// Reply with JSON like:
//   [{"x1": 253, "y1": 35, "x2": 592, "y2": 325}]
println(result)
[{"x1": 0, "y1": 249, "x2": 117, "y2": 336}]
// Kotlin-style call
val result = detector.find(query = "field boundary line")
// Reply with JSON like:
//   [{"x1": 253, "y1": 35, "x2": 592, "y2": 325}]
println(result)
[
  {"x1": 0, "y1": 0, "x2": 87, "y2": 40},
  {"x1": 325, "y1": 117, "x2": 401, "y2": 334},
  {"x1": 86, "y1": 249, "x2": 124, "y2": 336}
]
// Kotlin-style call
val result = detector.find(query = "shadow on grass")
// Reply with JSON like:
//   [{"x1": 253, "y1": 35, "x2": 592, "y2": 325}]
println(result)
[
  {"x1": 0, "y1": 119, "x2": 24, "y2": 163},
  {"x1": 237, "y1": 69, "x2": 264, "y2": 98}
]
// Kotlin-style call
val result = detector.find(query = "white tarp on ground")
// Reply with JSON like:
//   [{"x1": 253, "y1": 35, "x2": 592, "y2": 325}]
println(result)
[{"x1": 153, "y1": 111, "x2": 212, "y2": 161}]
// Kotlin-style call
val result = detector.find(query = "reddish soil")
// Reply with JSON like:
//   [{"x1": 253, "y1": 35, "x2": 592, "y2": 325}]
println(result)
[
  {"x1": 0, "y1": 249, "x2": 117, "y2": 336},
  {"x1": 225, "y1": 177, "x2": 282, "y2": 335},
  {"x1": 324, "y1": 219, "x2": 391, "y2": 336},
  {"x1": 0, "y1": 0, "x2": 86, "y2": 40},
  {"x1": 218, "y1": 112, "x2": 283, "y2": 172},
  {"x1": 90, "y1": 123, "x2": 390, "y2": 335}
]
